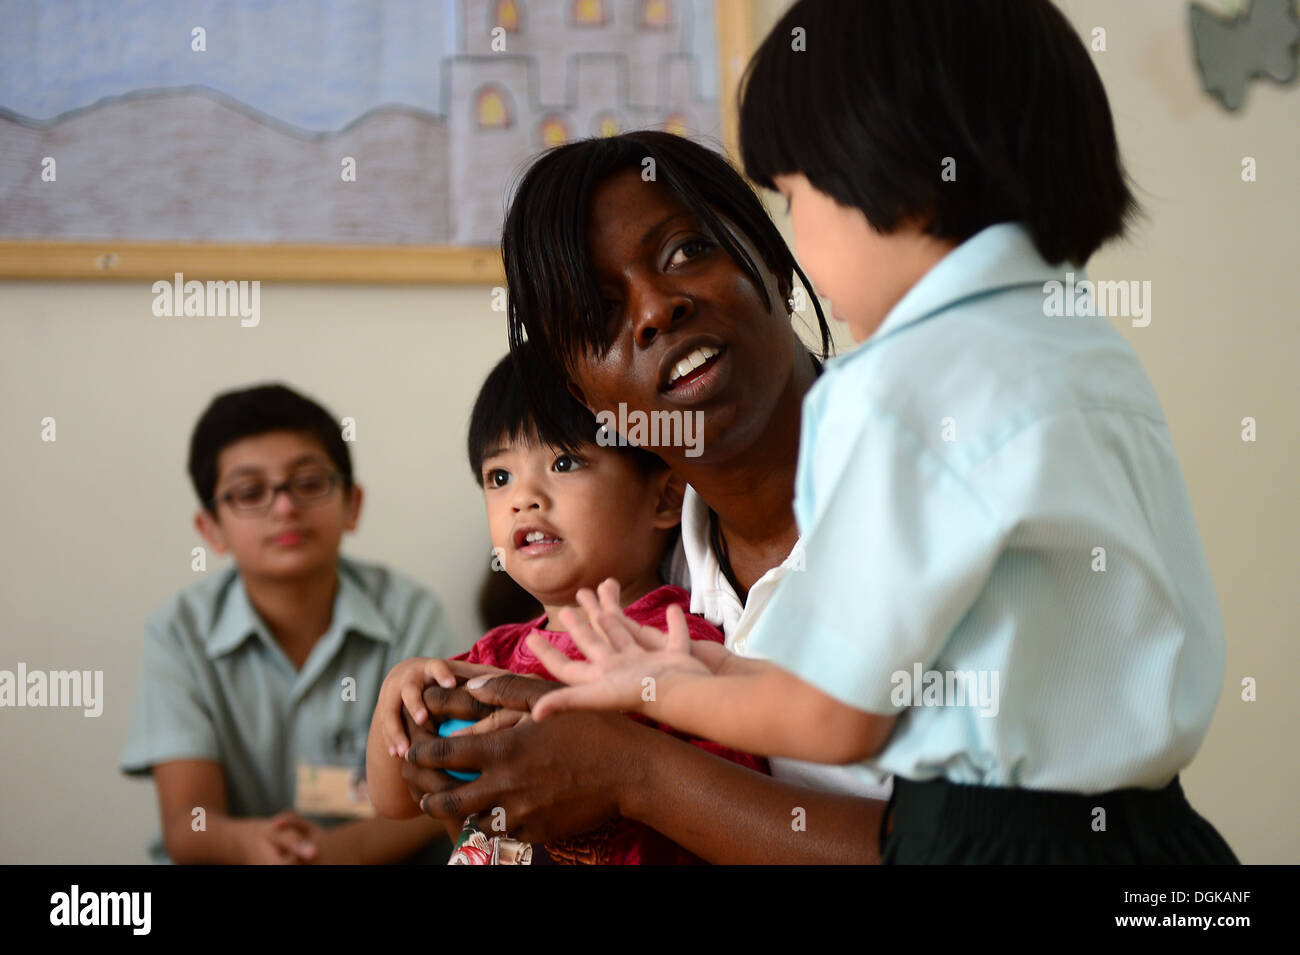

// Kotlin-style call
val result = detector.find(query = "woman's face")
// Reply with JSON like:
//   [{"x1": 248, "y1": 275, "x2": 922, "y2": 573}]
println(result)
[{"x1": 569, "y1": 169, "x2": 799, "y2": 467}]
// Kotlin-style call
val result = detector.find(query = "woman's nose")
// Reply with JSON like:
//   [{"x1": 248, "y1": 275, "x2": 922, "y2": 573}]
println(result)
[{"x1": 630, "y1": 284, "x2": 693, "y2": 348}]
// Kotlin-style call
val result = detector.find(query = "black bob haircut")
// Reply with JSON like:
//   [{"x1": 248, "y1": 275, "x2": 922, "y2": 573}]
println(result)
[
  {"x1": 740, "y1": 0, "x2": 1140, "y2": 266},
  {"x1": 501, "y1": 130, "x2": 832, "y2": 399},
  {"x1": 467, "y1": 344, "x2": 667, "y2": 483},
  {"x1": 188, "y1": 383, "x2": 353, "y2": 513}
]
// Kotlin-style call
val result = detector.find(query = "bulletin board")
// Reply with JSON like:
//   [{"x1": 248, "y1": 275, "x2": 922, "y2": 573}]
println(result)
[{"x1": 0, "y1": 0, "x2": 752, "y2": 283}]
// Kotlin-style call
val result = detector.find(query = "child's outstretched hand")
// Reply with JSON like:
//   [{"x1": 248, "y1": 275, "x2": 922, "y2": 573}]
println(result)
[
  {"x1": 377, "y1": 657, "x2": 508, "y2": 757},
  {"x1": 525, "y1": 577, "x2": 729, "y2": 722}
]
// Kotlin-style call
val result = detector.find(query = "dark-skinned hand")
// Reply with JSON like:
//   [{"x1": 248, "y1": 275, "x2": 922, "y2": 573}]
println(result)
[
  {"x1": 397, "y1": 682, "x2": 494, "y2": 809},
  {"x1": 400, "y1": 673, "x2": 651, "y2": 845}
]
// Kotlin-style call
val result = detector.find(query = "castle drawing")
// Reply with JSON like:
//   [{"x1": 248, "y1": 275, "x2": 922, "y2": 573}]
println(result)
[
  {"x1": 444, "y1": 0, "x2": 721, "y2": 242},
  {"x1": 0, "y1": 0, "x2": 723, "y2": 247}
]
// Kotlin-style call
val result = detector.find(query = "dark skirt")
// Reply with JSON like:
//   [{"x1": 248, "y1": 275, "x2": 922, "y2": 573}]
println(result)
[{"x1": 880, "y1": 775, "x2": 1239, "y2": 864}]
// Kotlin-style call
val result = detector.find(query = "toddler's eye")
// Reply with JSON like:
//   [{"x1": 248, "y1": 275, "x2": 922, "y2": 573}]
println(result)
[
  {"x1": 485, "y1": 468, "x2": 511, "y2": 488},
  {"x1": 553, "y1": 453, "x2": 586, "y2": 473}
]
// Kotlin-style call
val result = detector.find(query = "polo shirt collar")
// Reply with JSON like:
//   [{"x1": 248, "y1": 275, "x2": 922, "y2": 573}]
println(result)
[
  {"x1": 205, "y1": 560, "x2": 395, "y2": 661},
  {"x1": 861, "y1": 222, "x2": 1067, "y2": 349}
]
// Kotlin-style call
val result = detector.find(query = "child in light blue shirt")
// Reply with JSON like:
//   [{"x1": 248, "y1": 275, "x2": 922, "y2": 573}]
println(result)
[
  {"x1": 521, "y1": 0, "x2": 1238, "y2": 864},
  {"x1": 121, "y1": 383, "x2": 462, "y2": 863}
]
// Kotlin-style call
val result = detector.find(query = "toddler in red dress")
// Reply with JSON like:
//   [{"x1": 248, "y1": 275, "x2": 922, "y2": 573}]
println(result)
[{"x1": 366, "y1": 348, "x2": 766, "y2": 863}]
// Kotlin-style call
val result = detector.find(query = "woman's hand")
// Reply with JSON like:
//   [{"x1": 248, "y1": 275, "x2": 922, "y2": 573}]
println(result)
[
  {"x1": 401, "y1": 666, "x2": 891, "y2": 863},
  {"x1": 400, "y1": 673, "x2": 649, "y2": 845}
]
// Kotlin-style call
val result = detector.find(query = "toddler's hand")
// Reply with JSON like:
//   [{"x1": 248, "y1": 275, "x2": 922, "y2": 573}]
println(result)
[
  {"x1": 525, "y1": 578, "x2": 713, "y2": 721},
  {"x1": 378, "y1": 657, "x2": 458, "y2": 758}
]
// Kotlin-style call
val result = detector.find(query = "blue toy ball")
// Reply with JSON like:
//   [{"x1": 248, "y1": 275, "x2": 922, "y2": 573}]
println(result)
[{"x1": 437, "y1": 719, "x2": 480, "y2": 781}]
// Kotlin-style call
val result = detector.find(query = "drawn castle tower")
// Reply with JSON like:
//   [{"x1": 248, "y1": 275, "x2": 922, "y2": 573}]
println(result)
[{"x1": 445, "y1": 0, "x2": 717, "y2": 243}]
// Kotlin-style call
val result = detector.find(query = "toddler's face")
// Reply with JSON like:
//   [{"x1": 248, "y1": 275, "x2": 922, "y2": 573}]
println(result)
[
  {"x1": 196, "y1": 430, "x2": 360, "y2": 581},
  {"x1": 773, "y1": 172, "x2": 954, "y2": 343},
  {"x1": 479, "y1": 436, "x2": 674, "y2": 609}
]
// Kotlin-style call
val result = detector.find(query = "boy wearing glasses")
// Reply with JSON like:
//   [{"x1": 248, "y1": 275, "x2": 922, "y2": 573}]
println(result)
[{"x1": 120, "y1": 384, "x2": 465, "y2": 863}]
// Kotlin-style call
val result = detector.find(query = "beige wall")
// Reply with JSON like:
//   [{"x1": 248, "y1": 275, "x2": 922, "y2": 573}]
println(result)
[{"x1": 1, "y1": 0, "x2": 1295, "y2": 863}]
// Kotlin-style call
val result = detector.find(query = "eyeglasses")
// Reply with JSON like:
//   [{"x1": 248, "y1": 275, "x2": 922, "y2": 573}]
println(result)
[{"x1": 213, "y1": 469, "x2": 343, "y2": 517}]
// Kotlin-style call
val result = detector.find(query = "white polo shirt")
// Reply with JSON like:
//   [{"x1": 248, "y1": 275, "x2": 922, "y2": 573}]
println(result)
[{"x1": 667, "y1": 486, "x2": 893, "y2": 800}]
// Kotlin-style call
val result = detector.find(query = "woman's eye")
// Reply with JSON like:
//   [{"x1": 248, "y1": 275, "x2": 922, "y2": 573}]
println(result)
[
  {"x1": 668, "y1": 238, "x2": 710, "y2": 267},
  {"x1": 485, "y1": 469, "x2": 510, "y2": 488},
  {"x1": 553, "y1": 454, "x2": 586, "y2": 473}
]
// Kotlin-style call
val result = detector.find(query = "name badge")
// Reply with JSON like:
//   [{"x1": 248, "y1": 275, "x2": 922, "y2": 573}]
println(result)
[{"x1": 294, "y1": 763, "x2": 376, "y2": 818}]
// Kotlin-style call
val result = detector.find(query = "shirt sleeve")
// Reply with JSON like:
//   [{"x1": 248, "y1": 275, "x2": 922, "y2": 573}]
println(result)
[
  {"x1": 119, "y1": 610, "x2": 221, "y2": 775},
  {"x1": 745, "y1": 394, "x2": 1006, "y2": 715}
]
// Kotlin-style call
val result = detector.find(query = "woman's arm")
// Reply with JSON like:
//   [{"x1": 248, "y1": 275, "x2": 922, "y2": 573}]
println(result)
[{"x1": 623, "y1": 719, "x2": 887, "y2": 864}]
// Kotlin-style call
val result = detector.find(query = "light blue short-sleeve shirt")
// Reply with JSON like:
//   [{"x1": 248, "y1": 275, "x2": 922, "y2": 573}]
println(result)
[
  {"x1": 120, "y1": 555, "x2": 466, "y2": 862},
  {"x1": 746, "y1": 223, "x2": 1226, "y2": 794}
]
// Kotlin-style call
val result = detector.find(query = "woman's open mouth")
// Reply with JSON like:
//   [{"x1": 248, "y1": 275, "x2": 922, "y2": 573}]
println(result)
[{"x1": 662, "y1": 343, "x2": 727, "y2": 402}]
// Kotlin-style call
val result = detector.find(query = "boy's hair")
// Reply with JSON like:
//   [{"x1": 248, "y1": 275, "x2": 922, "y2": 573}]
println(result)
[
  {"x1": 500, "y1": 130, "x2": 832, "y2": 437},
  {"x1": 739, "y1": 0, "x2": 1139, "y2": 266},
  {"x1": 188, "y1": 383, "x2": 353, "y2": 513},
  {"x1": 467, "y1": 345, "x2": 667, "y2": 482}
]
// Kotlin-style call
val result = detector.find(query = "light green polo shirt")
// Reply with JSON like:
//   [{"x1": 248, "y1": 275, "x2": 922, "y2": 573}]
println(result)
[
  {"x1": 121, "y1": 555, "x2": 466, "y2": 863},
  {"x1": 748, "y1": 222, "x2": 1226, "y2": 793}
]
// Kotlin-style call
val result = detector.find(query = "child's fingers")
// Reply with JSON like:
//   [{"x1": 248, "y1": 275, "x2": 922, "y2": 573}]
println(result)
[
  {"x1": 270, "y1": 810, "x2": 310, "y2": 833},
  {"x1": 445, "y1": 660, "x2": 512, "y2": 680},
  {"x1": 574, "y1": 586, "x2": 631, "y2": 651},
  {"x1": 626, "y1": 618, "x2": 669, "y2": 651},
  {"x1": 596, "y1": 577, "x2": 623, "y2": 615},
  {"x1": 401, "y1": 682, "x2": 428, "y2": 727},
  {"x1": 531, "y1": 682, "x2": 629, "y2": 722},
  {"x1": 557, "y1": 605, "x2": 614, "y2": 663},
  {"x1": 267, "y1": 827, "x2": 304, "y2": 857},
  {"x1": 664, "y1": 604, "x2": 691, "y2": 655},
  {"x1": 583, "y1": 579, "x2": 636, "y2": 651},
  {"x1": 456, "y1": 708, "x2": 527, "y2": 735},
  {"x1": 596, "y1": 609, "x2": 642, "y2": 653},
  {"x1": 574, "y1": 588, "x2": 611, "y2": 640},
  {"x1": 525, "y1": 630, "x2": 594, "y2": 684},
  {"x1": 424, "y1": 658, "x2": 457, "y2": 690},
  {"x1": 270, "y1": 827, "x2": 314, "y2": 861},
  {"x1": 381, "y1": 704, "x2": 410, "y2": 756}
]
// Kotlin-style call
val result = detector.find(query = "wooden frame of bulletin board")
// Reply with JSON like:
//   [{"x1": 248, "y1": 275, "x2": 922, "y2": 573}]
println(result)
[{"x1": 0, "y1": 0, "x2": 753, "y2": 285}]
